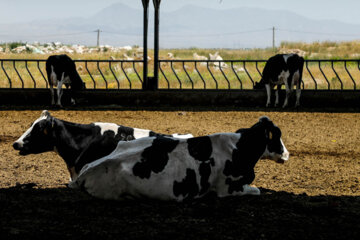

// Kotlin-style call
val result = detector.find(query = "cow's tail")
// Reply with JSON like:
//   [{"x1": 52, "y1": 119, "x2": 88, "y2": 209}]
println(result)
[{"x1": 298, "y1": 57, "x2": 305, "y2": 89}]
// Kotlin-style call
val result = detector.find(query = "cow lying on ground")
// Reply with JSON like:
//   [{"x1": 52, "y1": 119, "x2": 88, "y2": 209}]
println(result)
[
  {"x1": 13, "y1": 110, "x2": 193, "y2": 180},
  {"x1": 254, "y1": 54, "x2": 304, "y2": 108},
  {"x1": 46, "y1": 54, "x2": 86, "y2": 107},
  {"x1": 69, "y1": 116, "x2": 289, "y2": 201}
]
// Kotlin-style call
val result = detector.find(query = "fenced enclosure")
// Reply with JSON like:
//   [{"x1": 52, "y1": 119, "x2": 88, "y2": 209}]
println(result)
[{"x1": 1, "y1": 58, "x2": 360, "y2": 91}]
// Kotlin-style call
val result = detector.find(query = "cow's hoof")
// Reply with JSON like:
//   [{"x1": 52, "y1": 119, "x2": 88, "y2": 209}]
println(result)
[{"x1": 243, "y1": 185, "x2": 261, "y2": 195}]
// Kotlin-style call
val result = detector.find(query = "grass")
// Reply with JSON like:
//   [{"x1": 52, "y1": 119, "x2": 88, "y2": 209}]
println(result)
[{"x1": 0, "y1": 41, "x2": 360, "y2": 90}]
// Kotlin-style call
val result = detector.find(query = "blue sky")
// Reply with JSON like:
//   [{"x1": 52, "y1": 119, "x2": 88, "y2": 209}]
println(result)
[{"x1": 0, "y1": 0, "x2": 359, "y2": 25}]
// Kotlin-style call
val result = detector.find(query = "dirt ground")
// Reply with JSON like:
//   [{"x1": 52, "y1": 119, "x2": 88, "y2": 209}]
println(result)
[{"x1": 1, "y1": 109, "x2": 360, "y2": 239}]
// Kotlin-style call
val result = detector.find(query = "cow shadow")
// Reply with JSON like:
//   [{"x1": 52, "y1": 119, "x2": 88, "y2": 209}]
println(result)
[{"x1": 1, "y1": 184, "x2": 360, "y2": 239}]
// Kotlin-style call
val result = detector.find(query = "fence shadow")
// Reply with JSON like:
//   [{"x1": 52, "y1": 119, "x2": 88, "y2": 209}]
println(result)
[{"x1": 1, "y1": 184, "x2": 359, "y2": 239}]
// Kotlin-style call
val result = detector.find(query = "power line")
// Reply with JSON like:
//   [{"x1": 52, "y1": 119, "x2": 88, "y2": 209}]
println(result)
[
  {"x1": 159, "y1": 28, "x2": 272, "y2": 38},
  {"x1": 0, "y1": 31, "x2": 95, "y2": 38},
  {"x1": 101, "y1": 30, "x2": 143, "y2": 37},
  {"x1": 278, "y1": 28, "x2": 360, "y2": 37}
]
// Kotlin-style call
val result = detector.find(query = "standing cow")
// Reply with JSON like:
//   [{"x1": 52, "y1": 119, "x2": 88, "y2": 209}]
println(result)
[
  {"x1": 13, "y1": 110, "x2": 193, "y2": 180},
  {"x1": 46, "y1": 54, "x2": 85, "y2": 107},
  {"x1": 69, "y1": 116, "x2": 289, "y2": 201},
  {"x1": 254, "y1": 54, "x2": 304, "y2": 108}
]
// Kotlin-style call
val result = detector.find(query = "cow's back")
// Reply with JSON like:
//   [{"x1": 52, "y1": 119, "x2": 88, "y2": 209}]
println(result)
[
  {"x1": 286, "y1": 54, "x2": 304, "y2": 73},
  {"x1": 262, "y1": 54, "x2": 287, "y2": 80},
  {"x1": 45, "y1": 54, "x2": 84, "y2": 89}
]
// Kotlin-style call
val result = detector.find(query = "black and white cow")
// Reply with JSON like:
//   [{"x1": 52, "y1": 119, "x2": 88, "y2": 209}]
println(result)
[
  {"x1": 13, "y1": 110, "x2": 192, "y2": 180},
  {"x1": 46, "y1": 54, "x2": 86, "y2": 107},
  {"x1": 69, "y1": 116, "x2": 289, "y2": 201},
  {"x1": 254, "y1": 54, "x2": 304, "y2": 108}
]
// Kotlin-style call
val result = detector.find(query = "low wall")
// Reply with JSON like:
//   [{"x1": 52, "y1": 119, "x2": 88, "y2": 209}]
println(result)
[{"x1": 0, "y1": 89, "x2": 359, "y2": 109}]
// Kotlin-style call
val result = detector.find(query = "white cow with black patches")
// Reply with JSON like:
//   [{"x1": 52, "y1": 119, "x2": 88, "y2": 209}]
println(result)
[
  {"x1": 254, "y1": 54, "x2": 304, "y2": 108},
  {"x1": 70, "y1": 116, "x2": 289, "y2": 201},
  {"x1": 13, "y1": 110, "x2": 193, "y2": 181}
]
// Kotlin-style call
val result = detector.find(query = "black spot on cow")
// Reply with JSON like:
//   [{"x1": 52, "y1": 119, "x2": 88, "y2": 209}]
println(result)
[
  {"x1": 149, "y1": 131, "x2": 171, "y2": 138},
  {"x1": 198, "y1": 162, "x2": 212, "y2": 195},
  {"x1": 187, "y1": 136, "x2": 212, "y2": 161},
  {"x1": 117, "y1": 126, "x2": 135, "y2": 141},
  {"x1": 173, "y1": 168, "x2": 199, "y2": 199},
  {"x1": 132, "y1": 136, "x2": 179, "y2": 179},
  {"x1": 187, "y1": 136, "x2": 215, "y2": 195}
]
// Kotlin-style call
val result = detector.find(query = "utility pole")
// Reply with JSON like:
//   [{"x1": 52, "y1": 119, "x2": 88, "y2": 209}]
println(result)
[
  {"x1": 96, "y1": 29, "x2": 101, "y2": 47},
  {"x1": 272, "y1": 26, "x2": 275, "y2": 52}
]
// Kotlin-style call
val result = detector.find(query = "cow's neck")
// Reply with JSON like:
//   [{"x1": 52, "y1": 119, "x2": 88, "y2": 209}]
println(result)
[
  {"x1": 51, "y1": 118, "x2": 94, "y2": 169},
  {"x1": 237, "y1": 127, "x2": 267, "y2": 170}
]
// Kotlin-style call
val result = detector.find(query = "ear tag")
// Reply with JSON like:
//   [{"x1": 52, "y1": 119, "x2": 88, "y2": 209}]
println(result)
[
  {"x1": 44, "y1": 129, "x2": 48, "y2": 135},
  {"x1": 269, "y1": 131, "x2": 273, "y2": 140}
]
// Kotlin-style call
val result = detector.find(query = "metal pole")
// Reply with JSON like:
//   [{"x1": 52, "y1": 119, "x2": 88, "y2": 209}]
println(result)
[
  {"x1": 142, "y1": 0, "x2": 150, "y2": 89},
  {"x1": 153, "y1": 0, "x2": 161, "y2": 90}
]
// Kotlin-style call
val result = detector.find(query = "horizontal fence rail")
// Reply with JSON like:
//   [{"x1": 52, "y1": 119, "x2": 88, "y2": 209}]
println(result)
[
  {"x1": 0, "y1": 59, "x2": 144, "y2": 90},
  {"x1": 0, "y1": 58, "x2": 359, "y2": 90},
  {"x1": 159, "y1": 59, "x2": 360, "y2": 90}
]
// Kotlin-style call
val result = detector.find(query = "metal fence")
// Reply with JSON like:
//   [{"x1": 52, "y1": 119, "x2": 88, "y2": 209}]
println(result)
[{"x1": 1, "y1": 58, "x2": 359, "y2": 90}]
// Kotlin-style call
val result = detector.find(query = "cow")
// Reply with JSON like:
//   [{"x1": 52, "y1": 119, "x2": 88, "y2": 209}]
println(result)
[
  {"x1": 13, "y1": 110, "x2": 193, "y2": 181},
  {"x1": 69, "y1": 116, "x2": 289, "y2": 201},
  {"x1": 46, "y1": 54, "x2": 86, "y2": 107},
  {"x1": 254, "y1": 54, "x2": 304, "y2": 108}
]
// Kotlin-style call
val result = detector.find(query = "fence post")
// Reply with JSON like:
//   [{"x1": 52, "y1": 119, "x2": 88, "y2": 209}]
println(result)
[
  {"x1": 142, "y1": 0, "x2": 150, "y2": 90},
  {"x1": 152, "y1": 0, "x2": 161, "y2": 90}
]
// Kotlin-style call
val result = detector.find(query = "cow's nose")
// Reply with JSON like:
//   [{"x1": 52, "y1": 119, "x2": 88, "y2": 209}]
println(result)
[
  {"x1": 281, "y1": 150, "x2": 290, "y2": 161},
  {"x1": 13, "y1": 142, "x2": 21, "y2": 150}
]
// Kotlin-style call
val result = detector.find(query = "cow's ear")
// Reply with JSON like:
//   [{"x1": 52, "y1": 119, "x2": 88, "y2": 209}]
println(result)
[
  {"x1": 259, "y1": 116, "x2": 271, "y2": 124},
  {"x1": 41, "y1": 110, "x2": 51, "y2": 118}
]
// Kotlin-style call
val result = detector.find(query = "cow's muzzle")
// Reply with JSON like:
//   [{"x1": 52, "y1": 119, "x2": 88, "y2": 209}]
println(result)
[
  {"x1": 276, "y1": 151, "x2": 290, "y2": 164},
  {"x1": 13, "y1": 142, "x2": 28, "y2": 155},
  {"x1": 13, "y1": 142, "x2": 21, "y2": 150}
]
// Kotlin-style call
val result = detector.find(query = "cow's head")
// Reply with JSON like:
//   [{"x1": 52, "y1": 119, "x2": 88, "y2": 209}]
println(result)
[
  {"x1": 257, "y1": 116, "x2": 289, "y2": 163},
  {"x1": 13, "y1": 110, "x2": 55, "y2": 155},
  {"x1": 253, "y1": 80, "x2": 265, "y2": 89}
]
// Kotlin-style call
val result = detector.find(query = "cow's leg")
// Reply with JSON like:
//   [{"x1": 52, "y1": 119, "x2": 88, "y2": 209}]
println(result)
[
  {"x1": 275, "y1": 85, "x2": 281, "y2": 107},
  {"x1": 295, "y1": 85, "x2": 301, "y2": 107},
  {"x1": 56, "y1": 73, "x2": 65, "y2": 107},
  {"x1": 293, "y1": 70, "x2": 301, "y2": 107},
  {"x1": 282, "y1": 80, "x2": 290, "y2": 108},
  {"x1": 265, "y1": 84, "x2": 271, "y2": 107},
  {"x1": 50, "y1": 84, "x2": 55, "y2": 105},
  {"x1": 65, "y1": 83, "x2": 76, "y2": 105},
  {"x1": 49, "y1": 66, "x2": 56, "y2": 105}
]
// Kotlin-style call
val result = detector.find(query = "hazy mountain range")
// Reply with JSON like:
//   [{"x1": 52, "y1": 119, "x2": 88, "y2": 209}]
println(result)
[{"x1": 1, "y1": 3, "x2": 360, "y2": 48}]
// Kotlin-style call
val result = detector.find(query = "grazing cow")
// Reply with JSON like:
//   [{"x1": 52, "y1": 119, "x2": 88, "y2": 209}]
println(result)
[
  {"x1": 254, "y1": 54, "x2": 304, "y2": 108},
  {"x1": 69, "y1": 116, "x2": 289, "y2": 201},
  {"x1": 13, "y1": 110, "x2": 193, "y2": 180},
  {"x1": 46, "y1": 54, "x2": 86, "y2": 107}
]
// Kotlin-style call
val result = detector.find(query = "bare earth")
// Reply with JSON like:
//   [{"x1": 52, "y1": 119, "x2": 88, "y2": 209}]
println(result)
[{"x1": 1, "y1": 110, "x2": 360, "y2": 239}]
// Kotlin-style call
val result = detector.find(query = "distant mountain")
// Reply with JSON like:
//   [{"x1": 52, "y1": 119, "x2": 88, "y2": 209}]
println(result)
[{"x1": 1, "y1": 3, "x2": 359, "y2": 48}]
